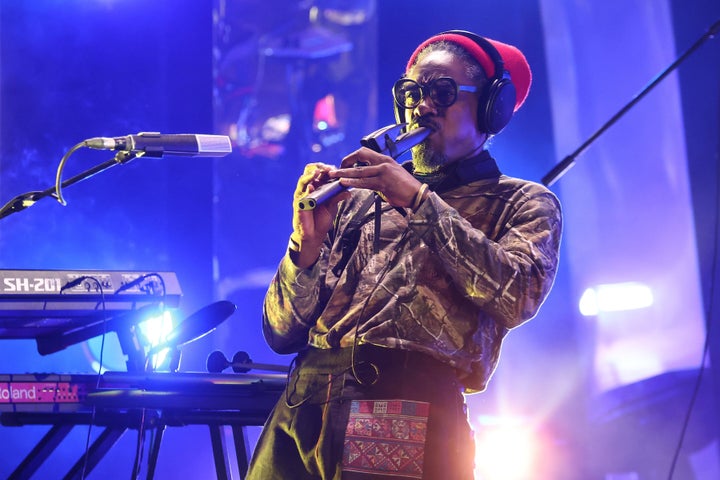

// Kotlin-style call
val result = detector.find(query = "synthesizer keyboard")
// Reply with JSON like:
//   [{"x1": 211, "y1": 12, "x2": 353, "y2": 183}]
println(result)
[
  {"x1": 0, "y1": 269, "x2": 182, "y2": 359},
  {"x1": 0, "y1": 269, "x2": 181, "y2": 308},
  {"x1": 0, "y1": 371, "x2": 286, "y2": 414}
]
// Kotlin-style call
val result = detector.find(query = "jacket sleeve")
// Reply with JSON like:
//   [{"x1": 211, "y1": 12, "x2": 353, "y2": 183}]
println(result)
[
  {"x1": 409, "y1": 186, "x2": 562, "y2": 329},
  {"x1": 261, "y1": 244, "x2": 329, "y2": 354}
]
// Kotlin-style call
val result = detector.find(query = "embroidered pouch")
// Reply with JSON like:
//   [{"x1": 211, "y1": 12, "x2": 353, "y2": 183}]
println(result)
[{"x1": 342, "y1": 399, "x2": 430, "y2": 479}]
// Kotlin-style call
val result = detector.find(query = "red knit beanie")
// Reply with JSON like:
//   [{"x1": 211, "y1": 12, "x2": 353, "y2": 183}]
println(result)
[{"x1": 406, "y1": 32, "x2": 532, "y2": 112}]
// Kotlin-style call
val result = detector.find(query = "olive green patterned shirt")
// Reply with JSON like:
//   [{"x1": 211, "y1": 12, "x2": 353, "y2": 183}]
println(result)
[{"x1": 262, "y1": 168, "x2": 562, "y2": 392}]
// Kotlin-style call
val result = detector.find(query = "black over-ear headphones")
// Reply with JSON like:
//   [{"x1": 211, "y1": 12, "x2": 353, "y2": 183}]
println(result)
[{"x1": 394, "y1": 30, "x2": 517, "y2": 135}]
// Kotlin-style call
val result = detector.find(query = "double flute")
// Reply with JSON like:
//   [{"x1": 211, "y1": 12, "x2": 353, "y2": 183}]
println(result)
[{"x1": 296, "y1": 123, "x2": 432, "y2": 211}]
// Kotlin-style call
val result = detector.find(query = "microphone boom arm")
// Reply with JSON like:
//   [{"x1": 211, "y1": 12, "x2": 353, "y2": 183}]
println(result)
[
  {"x1": 0, "y1": 132, "x2": 233, "y2": 219},
  {"x1": 0, "y1": 148, "x2": 141, "y2": 219},
  {"x1": 542, "y1": 18, "x2": 720, "y2": 187}
]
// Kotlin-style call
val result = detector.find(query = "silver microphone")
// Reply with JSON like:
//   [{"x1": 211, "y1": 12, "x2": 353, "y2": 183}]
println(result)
[
  {"x1": 296, "y1": 124, "x2": 431, "y2": 211},
  {"x1": 84, "y1": 132, "x2": 233, "y2": 157}
]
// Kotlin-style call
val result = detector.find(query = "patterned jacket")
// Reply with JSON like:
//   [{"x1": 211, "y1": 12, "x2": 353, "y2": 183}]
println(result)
[{"x1": 263, "y1": 153, "x2": 562, "y2": 391}]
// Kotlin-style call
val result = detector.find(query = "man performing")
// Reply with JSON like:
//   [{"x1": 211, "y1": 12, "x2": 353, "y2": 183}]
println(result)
[{"x1": 247, "y1": 30, "x2": 562, "y2": 479}]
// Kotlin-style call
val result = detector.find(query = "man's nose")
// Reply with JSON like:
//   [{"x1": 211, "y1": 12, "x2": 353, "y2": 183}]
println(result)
[{"x1": 414, "y1": 93, "x2": 438, "y2": 116}]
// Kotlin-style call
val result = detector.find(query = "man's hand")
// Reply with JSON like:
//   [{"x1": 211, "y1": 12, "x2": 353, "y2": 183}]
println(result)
[
  {"x1": 330, "y1": 147, "x2": 427, "y2": 209},
  {"x1": 290, "y1": 163, "x2": 349, "y2": 268}
]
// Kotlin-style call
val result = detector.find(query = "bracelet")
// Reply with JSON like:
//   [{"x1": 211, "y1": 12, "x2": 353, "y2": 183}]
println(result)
[
  {"x1": 288, "y1": 234, "x2": 301, "y2": 252},
  {"x1": 411, "y1": 183, "x2": 429, "y2": 211}
]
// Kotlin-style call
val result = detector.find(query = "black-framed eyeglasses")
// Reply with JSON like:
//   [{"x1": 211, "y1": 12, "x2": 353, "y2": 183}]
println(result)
[{"x1": 392, "y1": 77, "x2": 479, "y2": 110}]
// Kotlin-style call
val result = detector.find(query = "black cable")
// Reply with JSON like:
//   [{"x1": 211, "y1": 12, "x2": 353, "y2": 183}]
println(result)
[
  {"x1": 54, "y1": 141, "x2": 87, "y2": 206},
  {"x1": 665, "y1": 67, "x2": 720, "y2": 480},
  {"x1": 131, "y1": 408, "x2": 148, "y2": 479},
  {"x1": 126, "y1": 273, "x2": 168, "y2": 478},
  {"x1": 666, "y1": 339, "x2": 711, "y2": 478},
  {"x1": 114, "y1": 272, "x2": 166, "y2": 298},
  {"x1": 63, "y1": 276, "x2": 106, "y2": 480},
  {"x1": 348, "y1": 227, "x2": 410, "y2": 386},
  {"x1": 130, "y1": 274, "x2": 169, "y2": 372},
  {"x1": 284, "y1": 225, "x2": 411, "y2": 409}
]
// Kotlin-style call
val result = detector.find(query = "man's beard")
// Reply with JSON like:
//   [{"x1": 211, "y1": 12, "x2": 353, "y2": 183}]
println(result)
[{"x1": 412, "y1": 141, "x2": 448, "y2": 174}]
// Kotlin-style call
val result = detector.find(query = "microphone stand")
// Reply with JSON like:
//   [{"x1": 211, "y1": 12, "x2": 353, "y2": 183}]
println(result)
[
  {"x1": 542, "y1": 19, "x2": 720, "y2": 187},
  {"x1": 0, "y1": 150, "x2": 142, "y2": 220}
]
